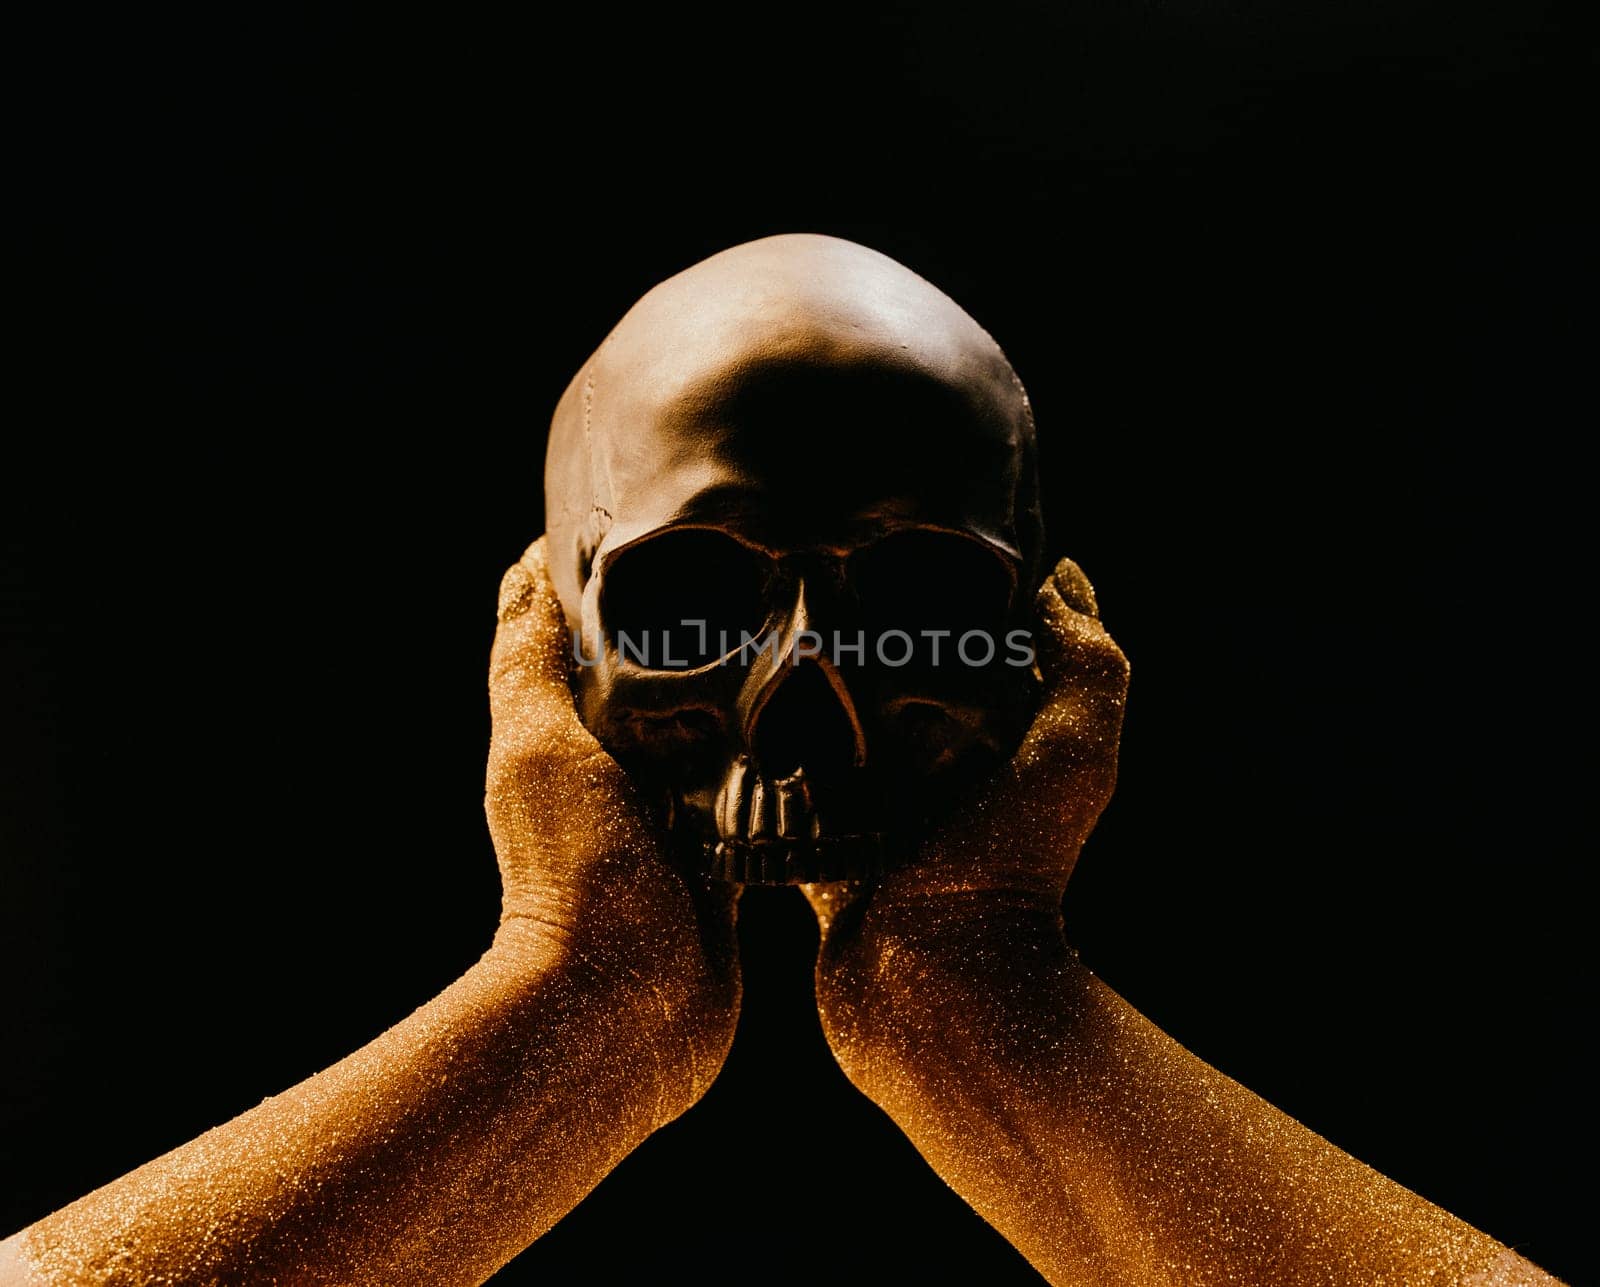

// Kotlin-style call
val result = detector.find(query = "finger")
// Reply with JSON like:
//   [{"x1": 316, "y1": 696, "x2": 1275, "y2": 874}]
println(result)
[
  {"x1": 490, "y1": 536, "x2": 579, "y2": 714},
  {"x1": 1031, "y1": 557, "x2": 1129, "y2": 700},
  {"x1": 1050, "y1": 555, "x2": 1100, "y2": 619}
]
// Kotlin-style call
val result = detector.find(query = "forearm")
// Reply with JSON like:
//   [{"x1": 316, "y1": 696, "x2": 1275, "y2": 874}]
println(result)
[
  {"x1": 5, "y1": 918, "x2": 708, "y2": 1286},
  {"x1": 825, "y1": 910, "x2": 1557, "y2": 1286}
]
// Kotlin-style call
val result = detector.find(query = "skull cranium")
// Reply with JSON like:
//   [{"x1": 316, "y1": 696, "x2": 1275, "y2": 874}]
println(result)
[{"x1": 543, "y1": 234, "x2": 1042, "y2": 884}]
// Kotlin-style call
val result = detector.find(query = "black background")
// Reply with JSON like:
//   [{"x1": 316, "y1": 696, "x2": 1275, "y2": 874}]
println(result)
[{"x1": 6, "y1": 2, "x2": 1594, "y2": 1283}]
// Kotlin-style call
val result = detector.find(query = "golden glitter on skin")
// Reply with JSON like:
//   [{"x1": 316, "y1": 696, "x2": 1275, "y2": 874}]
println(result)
[
  {"x1": 805, "y1": 558, "x2": 1564, "y2": 1286},
  {"x1": 1, "y1": 539, "x2": 740, "y2": 1286},
  {"x1": 0, "y1": 544, "x2": 1566, "y2": 1285}
]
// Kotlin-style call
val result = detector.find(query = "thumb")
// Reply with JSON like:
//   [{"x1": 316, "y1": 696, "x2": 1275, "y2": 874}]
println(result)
[
  {"x1": 490, "y1": 536, "x2": 586, "y2": 727},
  {"x1": 1031, "y1": 557, "x2": 1129, "y2": 711}
]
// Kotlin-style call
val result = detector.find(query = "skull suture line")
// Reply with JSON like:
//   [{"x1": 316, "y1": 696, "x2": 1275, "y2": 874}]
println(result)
[{"x1": 544, "y1": 234, "x2": 1043, "y2": 884}]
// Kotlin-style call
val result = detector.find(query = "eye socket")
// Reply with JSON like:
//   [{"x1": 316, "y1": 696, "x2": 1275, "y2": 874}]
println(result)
[
  {"x1": 600, "y1": 529, "x2": 774, "y2": 668},
  {"x1": 849, "y1": 530, "x2": 1015, "y2": 641}
]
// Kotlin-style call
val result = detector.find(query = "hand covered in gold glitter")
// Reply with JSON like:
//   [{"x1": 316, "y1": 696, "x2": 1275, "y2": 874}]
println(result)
[
  {"x1": 488, "y1": 538, "x2": 740, "y2": 1072},
  {"x1": 796, "y1": 560, "x2": 1561, "y2": 1287},
  {"x1": 0, "y1": 538, "x2": 743, "y2": 1287},
  {"x1": 805, "y1": 557, "x2": 1128, "y2": 1039}
]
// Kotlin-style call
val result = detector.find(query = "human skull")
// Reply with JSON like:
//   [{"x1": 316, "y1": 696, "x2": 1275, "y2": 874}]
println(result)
[{"x1": 543, "y1": 234, "x2": 1043, "y2": 884}]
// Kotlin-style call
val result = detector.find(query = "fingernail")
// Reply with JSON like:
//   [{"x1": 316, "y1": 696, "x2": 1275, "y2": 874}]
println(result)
[
  {"x1": 497, "y1": 563, "x2": 536, "y2": 621},
  {"x1": 1052, "y1": 558, "x2": 1100, "y2": 617}
]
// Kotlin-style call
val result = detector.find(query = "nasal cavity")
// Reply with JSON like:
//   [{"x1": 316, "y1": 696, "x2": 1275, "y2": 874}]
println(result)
[{"x1": 752, "y1": 662, "x2": 860, "y2": 779}]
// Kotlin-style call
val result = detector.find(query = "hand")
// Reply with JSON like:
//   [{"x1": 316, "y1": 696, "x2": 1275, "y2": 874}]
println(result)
[
  {"x1": 805, "y1": 557, "x2": 1128, "y2": 1059},
  {"x1": 488, "y1": 537, "x2": 740, "y2": 1105},
  {"x1": 0, "y1": 538, "x2": 744, "y2": 1286},
  {"x1": 797, "y1": 567, "x2": 1563, "y2": 1287}
]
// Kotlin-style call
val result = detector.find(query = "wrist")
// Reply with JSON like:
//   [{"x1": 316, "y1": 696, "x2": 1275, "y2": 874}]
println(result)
[
  {"x1": 488, "y1": 911, "x2": 738, "y2": 1121},
  {"x1": 819, "y1": 885, "x2": 1073, "y2": 1000},
  {"x1": 816, "y1": 891, "x2": 1082, "y2": 1083}
]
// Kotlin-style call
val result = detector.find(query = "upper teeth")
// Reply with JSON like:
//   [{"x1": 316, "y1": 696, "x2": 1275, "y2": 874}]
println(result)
[{"x1": 713, "y1": 759, "x2": 820, "y2": 843}]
